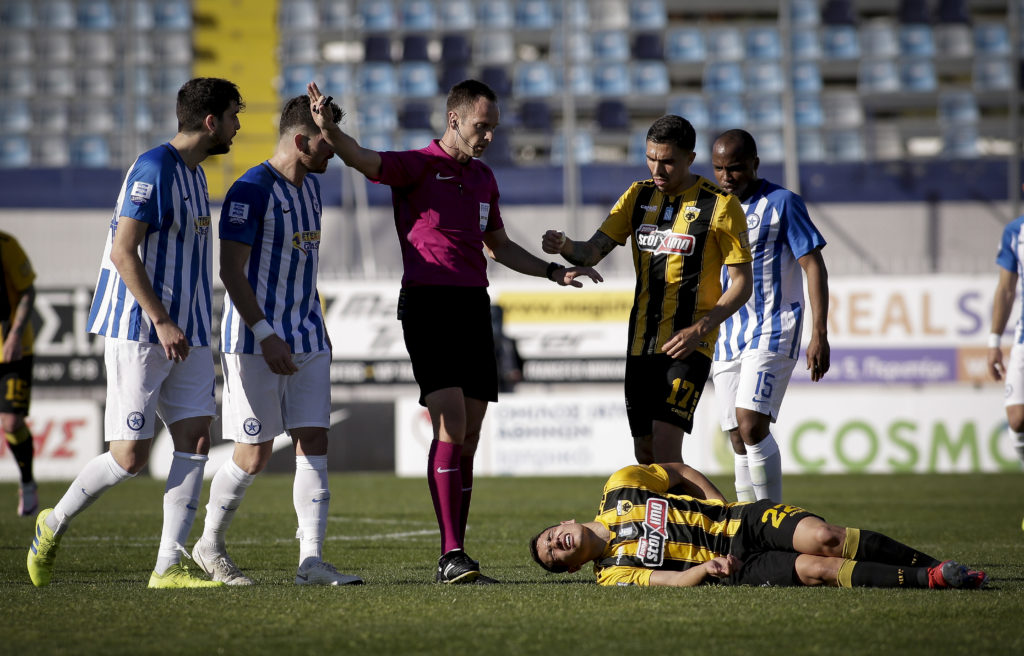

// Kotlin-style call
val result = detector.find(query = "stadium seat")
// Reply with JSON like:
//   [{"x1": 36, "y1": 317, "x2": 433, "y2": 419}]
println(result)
[
  {"x1": 822, "y1": 25, "x2": 860, "y2": 59},
  {"x1": 77, "y1": 0, "x2": 115, "y2": 30},
  {"x1": 398, "y1": 62, "x2": 438, "y2": 98},
  {"x1": 0, "y1": 70, "x2": 34, "y2": 97},
  {"x1": 559, "y1": 64, "x2": 595, "y2": 96},
  {"x1": 589, "y1": 0, "x2": 629, "y2": 29},
  {"x1": 32, "y1": 98, "x2": 68, "y2": 133},
  {"x1": 400, "y1": 0, "x2": 436, "y2": 30},
  {"x1": 39, "y1": 68, "x2": 75, "y2": 97},
  {"x1": 441, "y1": 35, "x2": 472, "y2": 64},
  {"x1": 78, "y1": 68, "x2": 115, "y2": 98},
  {"x1": 934, "y1": 23, "x2": 973, "y2": 57},
  {"x1": 153, "y1": 0, "x2": 191, "y2": 29},
  {"x1": 360, "y1": 130, "x2": 396, "y2": 153},
  {"x1": 755, "y1": 131, "x2": 784, "y2": 163},
  {"x1": 942, "y1": 125, "x2": 978, "y2": 158},
  {"x1": 70, "y1": 135, "x2": 112, "y2": 168},
  {"x1": 321, "y1": 1, "x2": 353, "y2": 29},
  {"x1": 480, "y1": 129, "x2": 513, "y2": 166},
  {"x1": 745, "y1": 61, "x2": 784, "y2": 93},
  {"x1": 322, "y1": 63, "x2": 353, "y2": 96},
  {"x1": 705, "y1": 27, "x2": 744, "y2": 61},
  {"x1": 33, "y1": 135, "x2": 70, "y2": 167},
  {"x1": 358, "y1": 63, "x2": 399, "y2": 96},
  {"x1": 793, "y1": 93, "x2": 824, "y2": 127},
  {"x1": 627, "y1": 128, "x2": 649, "y2": 164},
  {"x1": 357, "y1": 0, "x2": 396, "y2": 31},
  {"x1": 440, "y1": 64, "x2": 469, "y2": 92},
  {"x1": 402, "y1": 35, "x2": 431, "y2": 62},
  {"x1": 0, "y1": 0, "x2": 34, "y2": 28},
  {"x1": 551, "y1": 131, "x2": 595, "y2": 165},
  {"x1": 37, "y1": 0, "x2": 76, "y2": 29},
  {"x1": 0, "y1": 99, "x2": 31, "y2": 133},
  {"x1": 356, "y1": 99, "x2": 398, "y2": 132},
  {"x1": 515, "y1": 0, "x2": 554, "y2": 29},
  {"x1": 899, "y1": 24, "x2": 935, "y2": 57},
  {"x1": 797, "y1": 130, "x2": 826, "y2": 161},
  {"x1": 40, "y1": 32, "x2": 75, "y2": 65},
  {"x1": 519, "y1": 100, "x2": 552, "y2": 131},
  {"x1": 280, "y1": 64, "x2": 318, "y2": 98},
  {"x1": 708, "y1": 96, "x2": 747, "y2": 128},
  {"x1": 822, "y1": 91, "x2": 864, "y2": 126},
  {"x1": 974, "y1": 24, "x2": 1010, "y2": 55},
  {"x1": 152, "y1": 32, "x2": 193, "y2": 65},
  {"x1": 596, "y1": 100, "x2": 630, "y2": 130},
  {"x1": 153, "y1": 66, "x2": 190, "y2": 96},
  {"x1": 399, "y1": 102, "x2": 433, "y2": 130},
  {"x1": 592, "y1": 30, "x2": 631, "y2": 62},
  {"x1": 790, "y1": 0, "x2": 820, "y2": 26},
  {"x1": 791, "y1": 30, "x2": 822, "y2": 60},
  {"x1": 113, "y1": 101, "x2": 153, "y2": 133},
  {"x1": 936, "y1": 0, "x2": 970, "y2": 24},
  {"x1": 821, "y1": 0, "x2": 856, "y2": 25},
  {"x1": 551, "y1": 32, "x2": 593, "y2": 63},
  {"x1": 557, "y1": 0, "x2": 589, "y2": 27},
  {"x1": 0, "y1": 135, "x2": 31, "y2": 168},
  {"x1": 477, "y1": 0, "x2": 514, "y2": 28},
  {"x1": 630, "y1": 0, "x2": 666, "y2": 29},
  {"x1": 129, "y1": 0, "x2": 154, "y2": 29},
  {"x1": 395, "y1": 130, "x2": 435, "y2": 151},
  {"x1": 121, "y1": 33, "x2": 154, "y2": 65},
  {"x1": 363, "y1": 35, "x2": 393, "y2": 62},
  {"x1": 859, "y1": 21, "x2": 899, "y2": 58},
  {"x1": 632, "y1": 33, "x2": 665, "y2": 61},
  {"x1": 898, "y1": 0, "x2": 930, "y2": 24},
  {"x1": 703, "y1": 62, "x2": 744, "y2": 94},
  {"x1": 439, "y1": 0, "x2": 476, "y2": 29},
  {"x1": 474, "y1": 32, "x2": 515, "y2": 64},
  {"x1": 973, "y1": 58, "x2": 1013, "y2": 91},
  {"x1": 594, "y1": 63, "x2": 631, "y2": 96},
  {"x1": 77, "y1": 99, "x2": 116, "y2": 133},
  {"x1": 900, "y1": 59, "x2": 936, "y2": 92},
  {"x1": 666, "y1": 95, "x2": 709, "y2": 129},
  {"x1": 0, "y1": 33, "x2": 32, "y2": 64},
  {"x1": 745, "y1": 94, "x2": 784, "y2": 128},
  {"x1": 480, "y1": 66, "x2": 512, "y2": 97},
  {"x1": 631, "y1": 61, "x2": 669, "y2": 95},
  {"x1": 746, "y1": 26, "x2": 782, "y2": 60},
  {"x1": 514, "y1": 61, "x2": 556, "y2": 98},
  {"x1": 858, "y1": 59, "x2": 901, "y2": 93},
  {"x1": 825, "y1": 129, "x2": 865, "y2": 161},
  {"x1": 280, "y1": 35, "x2": 319, "y2": 65},
  {"x1": 665, "y1": 27, "x2": 706, "y2": 62},
  {"x1": 279, "y1": 0, "x2": 318, "y2": 30},
  {"x1": 937, "y1": 91, "x2": 979, "y2": 124}
]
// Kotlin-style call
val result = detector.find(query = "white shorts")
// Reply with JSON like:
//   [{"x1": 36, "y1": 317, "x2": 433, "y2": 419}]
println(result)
[
  {"x1": 711, "y1": 349, "x2": 797, "y2": 432},
  {"x1": 1004, "y1": 343, "x2": 1024, "y2": 407},
  {"x1": 103, "y1": 340, "x2": 216, "y2": 441},
  {"x1": 221, "y1": 350, "x2": 331, "y2": 444}
]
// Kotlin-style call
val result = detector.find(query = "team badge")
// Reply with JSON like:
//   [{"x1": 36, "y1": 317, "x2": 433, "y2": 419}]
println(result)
[
  {"x1": 243, "y1": 417, "x2": 262, "y2": 436},
  {"x1": 746, "y1": 213, "x2": 761, "y2": 230},
  {"x1": 682, "y1": 206, "x2": 701, "y2": 222},
  {"x1": 616, "y1": 500, "x2": 634, "y2": 516},
  {"x1": 130, "y1": 182, "x2": 153, "y2": 205},
  {"x1": 126, "y1": 412, "x2": 145, "y2": 431},
  {"x1": 637, "y1": 498, "x2": 669, "y2": 567},
  {"x1": 228, "y1": 201, "x2": 249, "y2": 224}
]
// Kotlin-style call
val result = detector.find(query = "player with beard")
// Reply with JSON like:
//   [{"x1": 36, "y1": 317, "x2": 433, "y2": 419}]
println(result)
[
  {"x1": 190, "y1": 95, "x2": 362, "y2": 586},
  {"x1": 28, "y1": 77, "x2": 244, "y2": 588}
]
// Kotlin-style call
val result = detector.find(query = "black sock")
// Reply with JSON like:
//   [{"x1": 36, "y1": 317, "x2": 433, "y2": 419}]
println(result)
[
  {"x1": 849, "y1": 561, "x2": 930, "y2": 588},
  {"x1": 9, "y1": 437, "x2": 34, "y2": 484},
  {"x1": 856, "y1": 529, "x2": 939, "y2": 568}
]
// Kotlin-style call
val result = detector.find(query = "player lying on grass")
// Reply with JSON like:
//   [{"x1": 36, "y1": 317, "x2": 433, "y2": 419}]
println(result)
[{"x1": 529, "y1": 462, "x2": 988, "y2": 589}]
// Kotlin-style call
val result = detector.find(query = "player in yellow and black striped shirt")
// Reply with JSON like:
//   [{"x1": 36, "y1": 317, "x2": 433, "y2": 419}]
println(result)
[
  {"x1": 529, "y1": 463, "x2": 988, "y2": 589},
  {"x1": 543, "y1": 115, "x2": 753, "y2": 464}
]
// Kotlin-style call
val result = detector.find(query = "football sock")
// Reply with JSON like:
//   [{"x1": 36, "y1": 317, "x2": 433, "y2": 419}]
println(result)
[
  {"x1": 733, "y1": 452, "x2": 755, "y2": 502},
  {"x1": 1014, "y1": 431, "x2": 1024, "y2": 465},
  {"x1": 155, "y1": 451, "x2": 207, "y2": 575},
  {"x1": 838, "y1": 560, "x2": 929, "y2": 588},
  {"x1": 294, "y1": 455, "x2": 329, "y2": 563},
  {"x1": 458, "y1": 455, "x2": 474, "y2": 544},
  {"x1": 49, "y1": 450, "x2": 135, "y2": 535},
  {"x1": 746, "y1": 433, "x2": 782, "y2": 501},
  {"x1": 6, "y1": 426, "x2": 34, "y2": 483},
  {"x1": 201, "y1": 458, "x2": 256, "y2": 551},
  {"x1": 427, "y1": 439, "x2": 463, "y2": 554},
  {"x1": 845, "y1": 527, "x2": 940, "y2": 568}
]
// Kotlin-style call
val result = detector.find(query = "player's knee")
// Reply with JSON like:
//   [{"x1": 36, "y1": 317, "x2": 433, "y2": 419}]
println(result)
[
  {"x1": 816, "y1": 523, "x2": 845, "y2": 553},
  {"x1": 0, "y1": 412, "x2": 23, "y2": 435}
]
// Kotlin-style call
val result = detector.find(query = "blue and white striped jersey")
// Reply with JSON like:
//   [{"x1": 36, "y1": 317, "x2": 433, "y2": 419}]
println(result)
[
  {"x1": 219, "y1": 162, "x2": 327, "y2": 354},
  {"x1": 995, "y1": 215, "x2": 1024, "y2": 345},
  {"x1": 87, "y1": 144, "x2": 213, "y2": 345},
  {"x1": 715, "y1": 180, "x2": 826, "y2": 361}
]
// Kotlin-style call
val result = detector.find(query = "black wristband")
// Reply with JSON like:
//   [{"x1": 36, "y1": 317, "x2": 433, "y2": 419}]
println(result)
[{"x1": 546, "y1": 261, "x2": 562, "y2": 281}]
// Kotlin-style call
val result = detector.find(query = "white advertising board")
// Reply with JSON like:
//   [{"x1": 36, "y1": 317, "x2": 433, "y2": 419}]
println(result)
[{"x1": 0, "y1": 400, "x2": 102, "y2": 481}]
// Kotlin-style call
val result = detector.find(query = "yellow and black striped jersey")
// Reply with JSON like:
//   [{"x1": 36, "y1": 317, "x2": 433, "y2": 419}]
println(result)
[
  {"x1": 592, "y1": 464, "x2": 749, "y2": 587},
  {"x1": 599, "y1": 176, "x2": 751, "y2": 359},
  {"x1": 0, "y1": 231, "x2": 35, "y2": 360}
]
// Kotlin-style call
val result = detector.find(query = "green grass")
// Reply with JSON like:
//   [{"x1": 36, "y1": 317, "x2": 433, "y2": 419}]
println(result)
[{"x1": 3, "y1": 473, "x2": 1022, "y2": 655}]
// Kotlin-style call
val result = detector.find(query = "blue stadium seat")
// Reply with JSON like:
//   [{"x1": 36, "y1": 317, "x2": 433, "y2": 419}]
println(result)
[
  {"x1": 78, "y1": 33, "x2": 116, "y2": 64},
  {"x1": 936, "y1": 0, "x2": 969, "y2": 24},
  {"x1": 559, "y1": 64, "x2": 594, "y2": 96},
  {"x1": 77, "y1": 99, "x2": 116, "y2": 133},
  {"x1": 755, "y1": 131, "x2": 784, "y2": 163},
  {"x1": 481, "y1": 66, "x2": 512, "y2": 97},
  {"x1": 357, "y1": 0, "x2": 396, "y2": 31},
  {"x1": 594, "y1": 63, "x2": 631, "y2": 96},
  {"x1": 481, "y1": 130, "x2": 513, "y2": 166},
  {"x1": 154, "y1": 0, "x2": 192, "y2": 29},
  {"x1": 746, "y1": 26, "x2": 782, "y2": 60},
  {"x1": 793, "y1": 94, "x2": 824, "y2": 127},
  {"x1": 705, "y1": 27, "x2": 744, "y2": 61},
  {"x1": 402, "y1": 35, "x2": 431, "y2": 62},
  {"x1": 745, "y1": 61, "x2": 784, "y2": 93},
  {"x1": 631, "y1": 61, "x2": 668, "y2": 95},
  {"x1": 666, "y1": 95, "x2": 709, "y2": 129},
  {"x1": 859, "y1": 21, "x2": 899, "y2": 58},
  {"x1": 280, "y1": 35, "x2": 320, "y2": 64},
  {"x1": 627, "y1": 128, "x2": 650, "y2": 164},
  {"x1": 34, "y1": 135, "x2": 71, "y2": 167},
  {"x1": 400, "y1": 0, "x2": 436, "y2": 30},
  {"x1": 791, "y1": 0, "x2": 820, "y2": 26},
  {"x1": 791, "y1": 30, "x2": 821, "y2": 60},
  {"x1": 898, "y1": 0, "x2": 930, "y2": 24},
  {"x1": 70, "y1": 135, "x2": 112, "y2": 168},
  {"x1": 42, "y1": 33, "x2": 74, "y2": 65},
  {"x1": 0, "y1": 99, "x2": 31, "y2": 133},
  {"x1": 40, "y1": 68, "x2": 75, "y2": 97},
  {"x1": 557, "y1": 0, "x2": 589, "y2": 27},
  {"x1": 822, "y1": 91, "x2": 864, "y2": 126},
  {"x1": 797, "y1": 130, "x2": 826, "y2": 161},
  {"x1": 360, "y1": 130, "x2": 396, "y2": 153},
  {"x1": 822, "y1": 25, "x2": 860, "y2": 59},
  {"x1": 519, "y1": 100, "x2": 552, "y2": 131},
  {"x1": 474, "y1": 32, "x2": 515, "y2": 64},
  {"x1": 477, "y1": 0, "x2": 513, "y2": 28},
  {"x1": 942, "y1": 125, "x2": 978, "y2": 158},
  {"x1": 439, "y1": 0, "x2": 476, "y2": 29},
  {"x1": 322, "y1": 64, "x2": 353, "y2": 96},
  {"x1": 973, "y1": 58, "x2": 1013, "y2": 91},
  {"x1": 745, "y1": 94, "x2": 784, "y2": 128},
  {"x1": 33, "y1": 98, "x2": 68, "y2": 134},
  {"x1": 858, "y1": 59, "x2": 900, "y2": 93},
  {"x1": 0, "y1": 135, "x2": 31, "y2": 168},
  {"x1": 396, "y1": 130, "x2": 435, "y2": 151},
  {"x1": 937, "y1": 91, "x2": 979, "y2": 124},
  {"x1": 364, "y1": 35, "x2": 393, "y2": 62},
  {"x1": 279, "y1": 0, "x2": 318, "y2": 30},
  {"x1": 399, "y1": 102, "x2": 434, "y2": 130},
  {"x1": 899, "y1": 24, "x2": 935, "y2": 56},
  {"x1": 77, "y1": 0, "x2": 114, "y2": 29},
  {"x1": 589, "y1": 0, "x2": 629, "y2": 29},
  {"x1": 78, "y1": 68, "x2": 115, "y2": 98},
  {"x1": 708, "y1": 96, "x2": 746, "y2": 128},
  {"x1": 900, "y1": 58, "x2": 936, "y2": 92},
  {"x1": 825, "y1": 129, "x2": 865, "y2": 161},
  {"x1": 399, "y1": 62, "x2": 437, "y2": 98},
  {"x1": 357, "y1": 99, "x2": 398, "y2": 132},
  {"x1": 629, "y1": 0, "x2": 666, "y2": 29},
  {"x1": 37, "y1": 0, "x2": 76, "y2": 29},
  {"x1": 703, "y1": 62, "x2": 744, "y2": 94},
  {"x1": 551, "y1": 131, "x2": 595, "y2": 165},
  {"x1": 596, "y1": 100, "x2": 630, "y2": 130},
  {"x1": 358, "y1": 63, "x2": 399, "y2": 97},
  {"x1": 322, "y1": 1, "x2": 354, "y2": 29},
  {"x1": 152, "y1": 66, "x2": 190, "y2": 96},
  {"x1": 113, "y1": 102, "x2": 153, "y2": 133},
  {"x1": 665, "y1": 27, "x2": 705, "y2": 62},
  {"x1": 514, "y1": 61, "x2": 556, "y2": 98},
  {"x1": 0, "y1": 0, "x2": 33, "y2": 28},
  {"x1": 152, "y1": 32, "x2": 192, "y2": 65},
  {"x1": 515, "y1": 0, "x2": 554, "y2": 29},
  {"x1": 441, "y1": 35, "x2": 472, "y2": 64},
  {"x1": 821, "y1": 0, "x2": 856, "y2": 25},
  {"x1": 280, "y1": 64, "x2": 318, "y2": 98},
  {"x1": 0, "y1": 33, "x2": 32, "y2": 64},
  {"x1": 974, "y1": 24, "x2": 1010, "y2": 55},
  {"x1": 440, "y1": 64, "x2": 469, "y2": 92},
  {"x1": 934, "y1": 23, "x2": 972, "y2": 57},
  {"x1": 551, "y1": 32, "x2": 593, "y2": 63},
  {"x1": 592, "y1": 30, "x2": 631, "y2": 62},
  {"x1": 0, "y1": 70, "x2": 34, "y2": 97},
  {"x1": 632, "y1": 32, "x2": 664, "y2": 61}
]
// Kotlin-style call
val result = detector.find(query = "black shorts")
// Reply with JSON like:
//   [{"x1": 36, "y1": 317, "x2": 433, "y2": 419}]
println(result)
[
  {"x1": 624, "y1": 352, "x2": 711, "y2": 436},
  {"x1": 0, "y1": 355, "x2": 33, "y2": 414},
  {"x1": 398, "y1": 286, "x2": 498, "y2": 406},
  {"x1": 725, "y1": 499, "x2": 822, "y2": 587}
]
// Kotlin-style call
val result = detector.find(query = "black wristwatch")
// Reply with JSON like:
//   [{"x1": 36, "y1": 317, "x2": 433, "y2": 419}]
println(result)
[{"x1": 546, "y1": 261, "x2": 562, "y2": 281}]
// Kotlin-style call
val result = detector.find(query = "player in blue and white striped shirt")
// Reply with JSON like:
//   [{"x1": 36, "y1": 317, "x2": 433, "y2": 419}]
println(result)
[
  {"x1": 710, "y1": 130, "x2": 831, "y2": 503},
  {"x1": 987, "y1": 189, "x2": 1024, "y2": 467},
  {"x1": 28, "y1": 78, "x2": 244, "y2": 590},
  {"x1": 192, "y1": 94, "x2": 361, "y2": 586}
]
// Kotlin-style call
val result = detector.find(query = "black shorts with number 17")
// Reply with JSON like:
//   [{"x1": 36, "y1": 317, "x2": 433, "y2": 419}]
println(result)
[
  {"x1": 398, "y1": 286, "x2": 498, "y2": 407},
  {"x1": 624, "y1": 352, "x2": 711, "y2": 436}
]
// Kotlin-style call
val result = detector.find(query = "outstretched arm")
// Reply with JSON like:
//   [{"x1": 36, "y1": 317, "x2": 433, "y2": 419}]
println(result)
[
  {"x1": 542, "y1": 229, "x2": 619, "y2": 267},
  {"x1": 989, "y1": 267, "x2": 1018, "y2": 381},
  {"x1": 485, "y1": 228, "x2": 603, "y2": 287},
  {"x1": 798, "y1": 248, "x2": 830, "y2": 382},
  {"x1": 307, "y1": 82, "x2": 382, "y2": 179},
  {"x1": 1, "y1": 284, "x2": 34, "y2": 363}
]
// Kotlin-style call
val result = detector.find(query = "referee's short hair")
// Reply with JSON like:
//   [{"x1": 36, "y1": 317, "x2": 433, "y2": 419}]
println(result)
[
  {"x1": 647, "y1": 115, "x2": 696, "y2": 153},
  {"x1": 446, "y1": 79, "x2": 498, "y2": 115}
]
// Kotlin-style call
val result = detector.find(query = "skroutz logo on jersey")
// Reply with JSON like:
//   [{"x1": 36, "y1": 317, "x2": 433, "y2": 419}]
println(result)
[
  {"x1": 635, "y1": 224, "x2": 695, "y2": 256},
  {"x1": 293, "y1": 230, "x2": 321, "y2": 254},
  {"x1": 637, "y1": 497, "x2": 669, "y2": 567}
]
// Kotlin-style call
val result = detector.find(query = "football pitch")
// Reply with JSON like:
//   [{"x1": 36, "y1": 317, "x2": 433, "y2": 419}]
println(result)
[{"x1": 3, "y1": 472, "x2": 1022, "y2": 656}]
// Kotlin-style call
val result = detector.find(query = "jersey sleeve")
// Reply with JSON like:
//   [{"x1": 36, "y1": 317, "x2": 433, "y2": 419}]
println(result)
[
  {"x1": 594, "y1": 565, "x2": 654, "y2": 587},
  {"x1": 598, "y1": 183, "x2": 641, "y2": 245},
  {"x1": 716, "y1": 195, "x2": 753, "y2": 265},
  {"x1": 780, "y1": 192, "x2": 826, "y2": 259},
  {"x1": 117, "y1": 154, "x2": 169, "y2": 228},
  {"x1": 219, "y1": 180, "x2": 270, "y2": 246},
  {"x1": 485, "y1": 168, "x2": 504, "y2": 232},
  {"x1": 603, "y1": 464, "x2": 672, "y2": 495},
  {"x1": 995, "y1": 220, "x2": 1022, "y2": 273},
  {"x1": 373, "y1": 150, "x2": 428, "y2": 188},
  {"x1": 1, "y1": 237, "x2": 35, "y2": 292}
]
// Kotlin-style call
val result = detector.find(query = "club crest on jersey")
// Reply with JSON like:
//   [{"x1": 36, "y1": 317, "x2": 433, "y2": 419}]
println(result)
[
  {"x1": 616, "y1": 499, "x2": 634, "y2": 516},
  {"x1": 637, "y1": 498, "x2": 668, "y2": 567},
  {"x1": 228, "y1": 201, "x2": 249, "y2": 224},
  {"x1": 194, "y1": 215, "x2": 211, "y2": 236},
  {"x1": 292, "y1": 230, "x2": 321, "y2": 254},
  {"x1": 636, "y1": 224, "x2": 695, "y2": 256},
  {"x1": 746, "y1": 213, "x2": 761, "y2": 230},
  {"x1": 130, "y1": 181, "x2": 153, "y2": 205},
  {"x1": 682, "y1": 206, "x2": 701, "y2": 222}
]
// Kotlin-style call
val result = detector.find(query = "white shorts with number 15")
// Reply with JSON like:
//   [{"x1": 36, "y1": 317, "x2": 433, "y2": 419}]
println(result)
[{"x1": 711, "y1": 349, "x2": 797, "y2": 433}]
